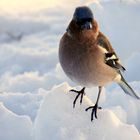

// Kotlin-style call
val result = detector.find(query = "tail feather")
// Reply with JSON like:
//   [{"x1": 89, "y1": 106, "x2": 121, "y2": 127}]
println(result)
[{"x1": 117, "y1": 75, "x2": 140, "y2": 99}]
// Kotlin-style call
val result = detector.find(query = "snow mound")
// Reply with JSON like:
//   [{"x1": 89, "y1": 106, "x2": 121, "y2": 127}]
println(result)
[
  {"x1": 0, "y1": 102, "x2": 32, "y2": 140},
  {"x1": 0, "y1": 92, "x2": 44, "y2": 121},
  {"x1": 33, "y1": 83, "x2": 140, "y2": 140}
]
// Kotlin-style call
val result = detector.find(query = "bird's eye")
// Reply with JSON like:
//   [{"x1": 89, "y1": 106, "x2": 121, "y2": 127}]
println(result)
[
  {"x1": 86, "y1": 18, "x2": 92, "y2": 22},
  {"x1": 76, "y1": 18, "x2": 92, "y2": 26},
  {"x1": 76, "y1": 20, "x2": 84, "y2": 26}
]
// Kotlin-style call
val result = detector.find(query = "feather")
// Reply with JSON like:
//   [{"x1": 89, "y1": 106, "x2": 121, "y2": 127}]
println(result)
[
  {"x1": 97, "y1": 32, "x2": 126, "y2": 72},
  {"x1": 105, "y1": 53, "x2": 126, "y2": 72},
  {"x1": 117, "y1": 73, "x2": 140, "y2": 99}
]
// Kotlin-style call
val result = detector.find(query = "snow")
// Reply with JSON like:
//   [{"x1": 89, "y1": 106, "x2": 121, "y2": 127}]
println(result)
[
  {"x1": 104, "y1": 83, "x2": 140, "y2": 131},
  {"x1": 0, "y1": 102, "x2": 32, "y2": 140},
  {"x1": 0, "y1": 92, "x2": 44, "y2": 121},
  {"x1": 125, "y1": 53, "x2": 140, "y2": 81},
  {"x1": 33, "y1": 83, "x2": 140, "y2": 140},
  {"x1": 0, "y1": 0, "x2": 140, "y2": 140}
]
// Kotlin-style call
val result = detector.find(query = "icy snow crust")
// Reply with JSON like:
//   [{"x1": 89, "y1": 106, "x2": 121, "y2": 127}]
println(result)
[{"x1": 0, "y1": 0, "x2": 140, "y2": 140}]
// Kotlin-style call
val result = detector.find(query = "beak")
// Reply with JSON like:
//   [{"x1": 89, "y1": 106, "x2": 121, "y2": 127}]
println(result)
[{"x1": 81, "y1": 21, "x2": 92, "y2": 30}]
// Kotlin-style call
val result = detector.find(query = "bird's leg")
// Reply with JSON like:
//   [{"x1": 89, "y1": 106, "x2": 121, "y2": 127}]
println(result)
[
  {"x1": 85, "y1": 86, "x2": 102, "y2": 121},
  {"x1": 70, "y1": 87, "x2": 86, "y2": 108}
]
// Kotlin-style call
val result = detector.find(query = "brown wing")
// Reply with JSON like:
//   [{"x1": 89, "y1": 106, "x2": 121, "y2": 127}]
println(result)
[
  {"x1": 97, "y1": 32, "x2": 126, "y2": 72},
  {"x1": 97, "y1": 32, "x2": 114, "y2": 53}
]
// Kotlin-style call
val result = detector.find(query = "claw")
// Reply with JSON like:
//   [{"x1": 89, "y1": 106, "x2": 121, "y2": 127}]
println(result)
[
  {"x1": 85, "y1": 104, "x2": 102, "y2": 121},
  {"x1": 70, "y1": 89, "x2": 78, "y2": 92},
  {"x1": 70, "y1": 87, "x2": 86, "y2": 108},
  {"x1": 73, "y1": 93, "x2": 80, "y2": 108}
]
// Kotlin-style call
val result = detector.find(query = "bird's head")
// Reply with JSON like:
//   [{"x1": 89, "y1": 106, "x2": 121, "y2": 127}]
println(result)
[{"x1": 73, "y1": 6, "x2": 94, "y2": 30}]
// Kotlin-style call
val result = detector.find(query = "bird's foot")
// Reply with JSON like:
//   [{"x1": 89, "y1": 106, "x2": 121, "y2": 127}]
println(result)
[
  {"x1": 85, "y1": 104, "x2": 102, "y2": 121},
  {"x1": 70, "y1": 87, "x2": 86, "y2": 108}
]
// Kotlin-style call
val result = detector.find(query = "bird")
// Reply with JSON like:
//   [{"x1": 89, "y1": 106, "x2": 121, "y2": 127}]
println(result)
[{"x1": 59, "y1": 6, "x2": 140, "y2": 121}]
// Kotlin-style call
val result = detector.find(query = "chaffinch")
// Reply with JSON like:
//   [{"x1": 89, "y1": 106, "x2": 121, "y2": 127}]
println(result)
[{"x1": 59, "y1": 6, "x2": 140, "y2": 121}]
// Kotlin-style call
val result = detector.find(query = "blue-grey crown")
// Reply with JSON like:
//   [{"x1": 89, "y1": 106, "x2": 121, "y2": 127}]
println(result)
[{"x1": 73, "y1": 6, "x2": 94, "y2": 21}]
